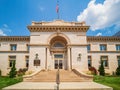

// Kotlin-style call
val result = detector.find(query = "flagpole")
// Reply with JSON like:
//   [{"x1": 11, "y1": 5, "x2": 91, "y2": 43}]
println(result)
[{"x1": 56, "y1": 0, "x2": 59, "y2": 19}]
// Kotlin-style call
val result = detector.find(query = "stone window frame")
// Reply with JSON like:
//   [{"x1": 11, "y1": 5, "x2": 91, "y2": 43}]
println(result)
[
  {"x1": 88, "y1": 56, "x2": 92, "y2": 67},
  {"x1": 117, "y1": 56, "x2": 120, "y2": 67},
  {"x1": 26, "y1": 44, "x2": 30, "y2": 51},
  {"x1": 116, "y1": 44, "x2": 120, "y2": 51},
  {"x1": 100, "y1": 44, "x2": 107, "y2": 51},
  {"x1": 8, "y1": 56, "x2": 16, "y2": 67},
  {"x1": 25, "y1": 56, "x2": 29, "y2": 68},
  {"x1": 87, "y1": 44, "x2": 91, "y2": 51},
  {"x1": 10, "y1": 44, "x2": 17, "y2": 51},
  {"x1": 100, "y1": 56, "x2": 109, "y2": 68}
]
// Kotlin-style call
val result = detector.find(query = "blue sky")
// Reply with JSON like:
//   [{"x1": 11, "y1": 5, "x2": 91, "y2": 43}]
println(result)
[{"x1": 0, "y1": 0, "x2": 120, "y2": 36}]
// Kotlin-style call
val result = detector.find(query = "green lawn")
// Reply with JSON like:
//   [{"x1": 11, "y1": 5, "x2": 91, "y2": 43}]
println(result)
[
  {"x1": 0, "y1": 76, "x2": 120, "y2": 90},
  {"x1": 0, "y1": 76, "x2": 23, "y2": 90},
  {"x1": 94, "y1": 75, "x2": 120, "y2": 90}
]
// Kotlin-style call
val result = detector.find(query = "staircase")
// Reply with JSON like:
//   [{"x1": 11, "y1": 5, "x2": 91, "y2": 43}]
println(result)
[{"x1": 24, "y1": 70, "x2": 92, "y2": 82}]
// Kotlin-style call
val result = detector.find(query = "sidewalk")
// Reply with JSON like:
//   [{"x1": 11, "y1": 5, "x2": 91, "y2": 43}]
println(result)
[{"x1": 3, "y1": 82, "x2": 113, "y2": 90}]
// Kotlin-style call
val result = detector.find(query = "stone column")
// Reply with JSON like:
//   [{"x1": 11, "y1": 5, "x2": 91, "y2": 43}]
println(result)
[
  {"x1": 45, "y1": 47, "x2": 48, "y2": 70},
  {"x1": 67, "y1": 47, "x2": 71, "y2": 70}
]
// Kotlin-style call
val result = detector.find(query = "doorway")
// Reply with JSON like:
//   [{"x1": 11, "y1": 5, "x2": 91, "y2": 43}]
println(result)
[
  {"x1": 54, "y1": 54, "x2": 64, "y2": 69},
  {"x1": 55, "y1": 60, "x2": 63, "y2": 69}
]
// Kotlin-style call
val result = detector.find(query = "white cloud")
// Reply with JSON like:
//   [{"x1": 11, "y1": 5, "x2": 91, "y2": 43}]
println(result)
[
  {"x1": 0, "y1": 29, "x2": 7, "y2": 36},
  {"x1": 96, "y1": 32, "x2": 102, "y2": 36},
  {"x1": 39, "y1": 7, "x2": 45, "y2": 12},
  {"x1": 3, "y1": 24, "x2": 8, "y2": 28},
  {"x1": 77, "y1": 0, "x2": 120, "y2": 31}
]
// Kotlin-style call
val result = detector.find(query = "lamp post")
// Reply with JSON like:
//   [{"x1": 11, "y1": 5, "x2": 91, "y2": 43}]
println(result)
[{"x1": 56, "y1": 62, "x2": 60, "y2": 90}]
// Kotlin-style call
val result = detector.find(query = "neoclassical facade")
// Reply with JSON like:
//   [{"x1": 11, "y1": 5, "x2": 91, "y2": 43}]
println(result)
[{"x1": 0, "y1": 20, "x2": 120, "y2": 76}]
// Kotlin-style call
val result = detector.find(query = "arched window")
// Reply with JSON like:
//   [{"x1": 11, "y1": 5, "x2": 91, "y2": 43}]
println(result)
[{"x1": 53, "y1": 42, "x2": 64, "y2": 48}]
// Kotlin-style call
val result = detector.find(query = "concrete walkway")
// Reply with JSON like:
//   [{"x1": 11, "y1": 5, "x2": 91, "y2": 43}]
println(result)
[{"x1": 3, "y1": 82, "x2": 113, "y2": 90}]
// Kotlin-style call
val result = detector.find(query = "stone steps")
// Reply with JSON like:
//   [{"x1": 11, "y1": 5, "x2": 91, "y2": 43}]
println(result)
[{"x1": 24, "y1": 70, "x2": 92, "y2": 82}]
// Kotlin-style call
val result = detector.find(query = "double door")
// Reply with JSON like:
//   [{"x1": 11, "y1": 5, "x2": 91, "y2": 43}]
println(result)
[
  {"x1": 55, "y1": 60, "x2": 63, "y2": 69},
  {"x1": 54, "y1": 54, "x2": 64, "y2": 69}
]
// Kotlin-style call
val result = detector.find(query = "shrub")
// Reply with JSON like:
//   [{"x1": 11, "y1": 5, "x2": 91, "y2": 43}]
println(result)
[
  {"x1": 9, "y1": 61, "x2": 17, "y2": 78},
  {"x1": 98, "y1": 60, "x2": 105, "y2": 76},
  {"x1": 17, "y1": 68, "x2": 28, "y2": 76},
  {"x1": 116, "y1": 65, "x2": 120, "y2": 76},
  {"x1": 89, "y1": 66, "x2": 97, "y2": 75}
]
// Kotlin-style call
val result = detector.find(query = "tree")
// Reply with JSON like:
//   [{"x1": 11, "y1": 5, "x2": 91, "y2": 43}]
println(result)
[
  {"x1": 116, "y1": 65, "x2": 120, "y2": 76},
  {"x1": 98, "y1": 60, "x2": 105, "y2": 76},
  {"x1": 9, "y1": 61, "x2": 17, "y2": 78}
]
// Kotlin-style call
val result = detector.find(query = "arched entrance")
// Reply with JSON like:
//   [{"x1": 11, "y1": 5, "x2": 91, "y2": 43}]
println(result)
[{"x1": 50, "y1": 36, "x2": 67, "y2": 69}]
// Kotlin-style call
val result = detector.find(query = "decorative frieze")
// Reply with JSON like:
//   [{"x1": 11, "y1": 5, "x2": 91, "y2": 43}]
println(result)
[
  {"x1": 0, "y1": 36, "x2": 30, "y2": 41},
  {"x1": 27, "y1": 26, "x2": 89, "y2": 32},
  {"x1": 87, "y1": 36, "x2": 120, "y2": 42}
]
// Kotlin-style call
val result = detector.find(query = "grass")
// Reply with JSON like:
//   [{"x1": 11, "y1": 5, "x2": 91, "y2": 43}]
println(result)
[
  {"x1": 94, "y1": 75, "x2": 120, "y2": 90},
  {"x1": 0, "y1": 76, "x2": 23, "y2": 90}
]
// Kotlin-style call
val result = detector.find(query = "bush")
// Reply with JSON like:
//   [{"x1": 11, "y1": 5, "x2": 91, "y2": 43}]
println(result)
[
  {"x1": 116, "y1": 65, "x2": 120, "y2": 76},
  {"x1": 9, "y1": 61, "x2": 17, "y2": 78},
  {"x1": 17, "y1": 68, "x2": 28, "y2": 76},
  {"x1": 89, "y1": 66, "x2": 97, "y2": 75},
  {"x1": 98, "y1": 60, "x2": 105, "y2": 76},
  {"x1": 0, "y1": 70, "x2": 1, "y2": 76}
]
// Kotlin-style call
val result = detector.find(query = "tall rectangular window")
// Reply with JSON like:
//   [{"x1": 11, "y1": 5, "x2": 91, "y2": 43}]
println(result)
[
  {"x1": 88, "y1": 56, "x2": 92, "y2": 67},
  {"x1": 101, "y1": 56, "x2": 108, "y2": 67},
  {"x1": 87, "y1": 44, "x2": 91, "y2": 51},
  {"x1": 25, "y1": 56, "x2": 29, "y2": 68},
  {"x1": 27, "y1": 44, "x2": 30, "y2": 51},
  {"x1": 117, "y1": 56, "x2": 120, "y2": 66},
  {"x1": 116, "y1": 45, "x2": 120, "y2": 51},
  {"x1": 100, "y1": 44, "x2": 107, "y2": 51},
  {"x1": 9, "y1": 56, "x2": 16, "y2": 67},
  {"x1": 10, "y1": 44, "x2": 17, "y2": 51}
]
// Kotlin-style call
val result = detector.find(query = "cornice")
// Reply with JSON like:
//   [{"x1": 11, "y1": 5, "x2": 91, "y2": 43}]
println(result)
[
  {"x1": 0, "y1": 36, "x2": 30, "y2": 42},
  {"x1": 27, "y1": 26, "x2": 90, "y2": 32},
  {"x1": 68, "y1": 44, "x2": 88, "y2": 46},
  {"x1": 88, "y1": 51, "x2": 120, "y2": 53},
  {"x1": 87, "y1": 36, "x2": 120, "y2": 42},
  {"x1": 0, "y1": 51, "x2": 29, "y2": 53},
  {"x1": 30, "y1": 44, "x2": 49, "y2": 46}
]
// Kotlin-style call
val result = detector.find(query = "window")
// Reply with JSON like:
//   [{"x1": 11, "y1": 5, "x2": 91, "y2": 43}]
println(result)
[
  {"x1": 87, "y1": 44, "x2": 91, "y2": 51},
  {"x1": 9, "y1": 56, "x2": 16, "y2": 67},
  {"x1": 117, "y1": 56, "x2": 120, "y2": 66},
  {"x1": 53, "y1": 42, "x2": 64, "y2": 48},
  {"x1": 116, "y1": 45, "x2": 120, "y2": 51},
  {"x1": 54, "y1": 54, "x2": 63, "y2": 58},
  {"x1": 10, "y1": 44, "x2": 17, "y2": 51},
  {"x1": 25, "y1": 56, "x2": 29, "y2": 68},
  {"x1": 88, "y1": 56, "x2": 92, "y2": 67},
  {"x1": 100, "y1": 44, "x2": 107, "y2": 51},
  {"x1": 27, "y1": 45, "x2": 30, "y2": 51},
  {"x1": 101, "y1": 56, "x2": 108, "y2": 67}
]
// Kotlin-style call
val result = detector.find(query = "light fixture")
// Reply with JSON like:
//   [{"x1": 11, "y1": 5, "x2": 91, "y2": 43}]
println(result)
[
  {"x1": 77, "y1": 53, "x2": 81, "y2": 61},
  {"x1": 34, "y1": 53, "x2": 40, "y2": 68}
]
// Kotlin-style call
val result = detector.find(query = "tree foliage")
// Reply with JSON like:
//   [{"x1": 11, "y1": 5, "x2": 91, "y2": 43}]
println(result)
[
  {"x1": 98, "y1": 60, "x2": 105, "y2": 76},
  {"x1": 116, "y1": 65, "x2": 120, "y2": 76},
  {"x1": 9, "y1": 61, "x2": 17, "y2": 78}
]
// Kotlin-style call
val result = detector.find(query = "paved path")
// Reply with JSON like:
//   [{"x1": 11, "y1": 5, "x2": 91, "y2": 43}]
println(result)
[{"x1": 3, "y1": 82, "x2": 113, "y2": 90}]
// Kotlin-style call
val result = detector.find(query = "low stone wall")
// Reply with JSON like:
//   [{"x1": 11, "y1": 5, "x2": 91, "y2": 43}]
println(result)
[{"x1": 72, "y1": 68, "x2": 93, "y2": 81}]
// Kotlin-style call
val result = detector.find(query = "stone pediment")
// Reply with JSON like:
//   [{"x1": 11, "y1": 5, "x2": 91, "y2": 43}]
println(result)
[{"x1": 32, "y1": 20, "x2": 86, "y2": 26}]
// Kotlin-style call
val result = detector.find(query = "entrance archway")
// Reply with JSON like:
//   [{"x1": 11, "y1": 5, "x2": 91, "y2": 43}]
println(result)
[{"x1": 49, "y1": 36, "x2": 68, "y2": 69}]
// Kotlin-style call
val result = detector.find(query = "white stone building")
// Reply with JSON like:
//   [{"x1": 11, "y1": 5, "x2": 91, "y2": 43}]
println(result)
[{"x1": 0, "y1": 20, "x2": 120, "y2": 76}]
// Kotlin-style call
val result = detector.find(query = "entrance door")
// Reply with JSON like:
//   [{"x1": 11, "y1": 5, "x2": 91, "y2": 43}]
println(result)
[
  {"x1": 55, "y1": 60, "x2": 63, "y2": 69},
  {"x1": 54, "y1": 54, "x2": 64, "y2": 69}
]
